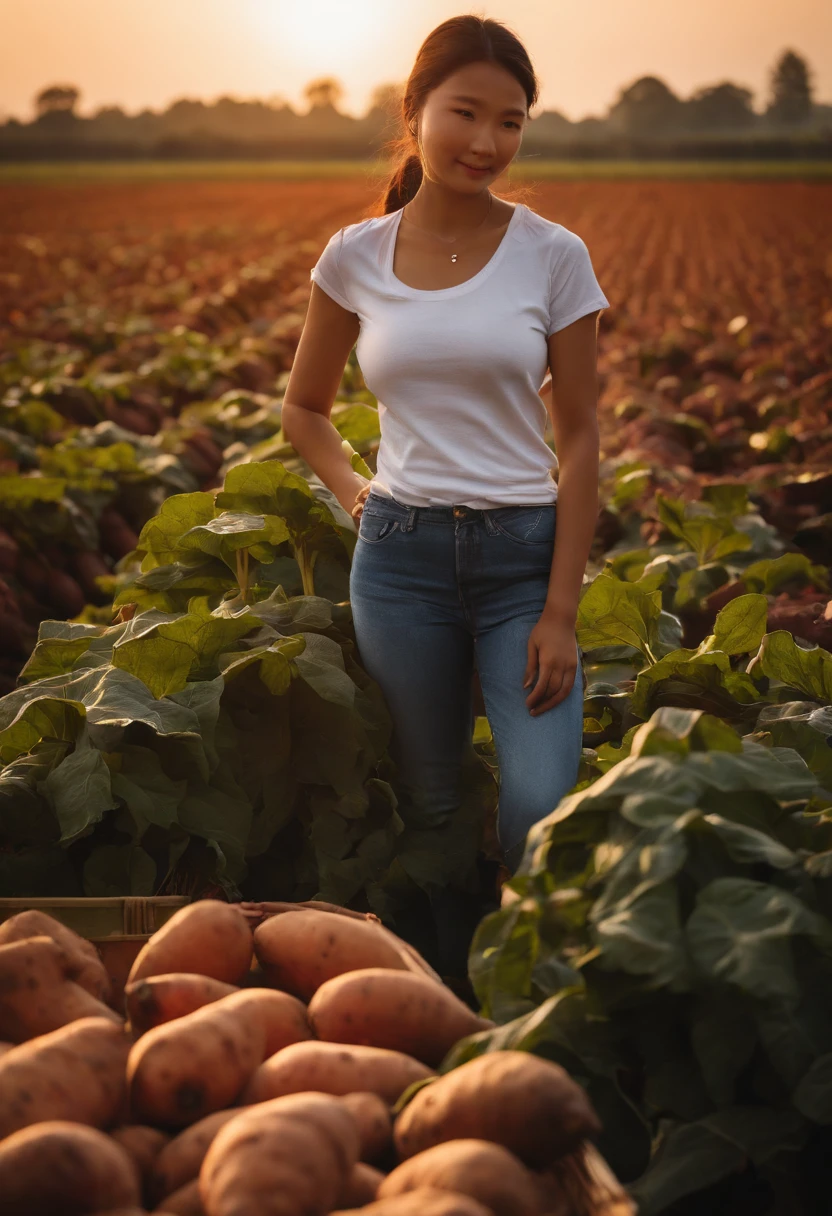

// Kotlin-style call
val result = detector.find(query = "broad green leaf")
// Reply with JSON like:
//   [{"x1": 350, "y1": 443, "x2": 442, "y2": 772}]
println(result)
[
  {"x1": 593, "y1": 880, "x2": 689, "y2": 989},
  {"x1": 656, "y1": 493, "x2": 753, "y2": 565},
  {"x1": 17, "y1": 636, "x2": 95, "y2": 683},
  {"x1": 178, "y1": 511, "x2": 274, "y2": 569},
  {"x1": 751, "y1": 702, "x2": 832, "y2": 790},
  {"x1": 43, "y1": 732, "x2": 114, "y2": 843},
  {"x1": 700, "y1": 592, "x2": 768, "y2": 656},
  {"x1": 631, "y1": 649, "x2": 760, "y2": 721},
  {"x1": 629, "y1": 1108, "x2": 808, "y2": 1216},
  {"x1": 577, "y1": 573, "x2": 662, "y2": 662},
  {"x1": 293, "y1": 632, "x2": 356, "y2": 710},
  {"x1": 687, "y1": 878, "x2": 819, "y2": 1002},
  {"x1": 220, "y1": 637, "x2": 304, "y2": 696},
  {"x1": 629, "y1": 707, "x2": 743, "y2": 758},
  {"x1": 110, "y1": 745, "x2": 186, "y2": 836},
  {"x1": 743, "y1": 552, "x2": 829, "y2": 595},
  {"x1": 749, "y1": 630, "x2": 832, "y2": 703},
  {"x1": 136, "y1": 491, "x2": 216, "y2": 569},
  {"x1": 112, "y1": 597, "x2": 260, "y2": 698},
  {"x1": 115, "y1": 560, "x2": 233, "y2": 611}
]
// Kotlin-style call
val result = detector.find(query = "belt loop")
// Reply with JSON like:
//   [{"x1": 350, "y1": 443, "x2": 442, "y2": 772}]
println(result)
[{"x1": 401, "y1": 506, "x2": 417, "y2": 533}]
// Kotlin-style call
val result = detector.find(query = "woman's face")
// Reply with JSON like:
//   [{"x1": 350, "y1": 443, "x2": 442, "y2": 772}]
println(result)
[{"x1": 416, "y1": 61, "x2": 527, "y2": 190}]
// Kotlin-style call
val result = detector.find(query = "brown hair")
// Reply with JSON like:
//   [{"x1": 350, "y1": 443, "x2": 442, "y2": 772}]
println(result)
[{"x1": 368, "y1": 14, "x2": 539, "y2": 217}]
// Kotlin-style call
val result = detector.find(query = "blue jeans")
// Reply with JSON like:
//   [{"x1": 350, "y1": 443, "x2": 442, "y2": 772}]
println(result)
[{"x1": 348, "y1": 491, "x2": 584, "y2": 876}]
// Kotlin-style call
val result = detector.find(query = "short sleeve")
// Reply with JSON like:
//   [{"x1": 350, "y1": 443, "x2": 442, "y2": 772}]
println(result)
[
  {"x1": 309, "y1": 227, "x2": 355, "y2": 313},
  {"x1": 547, "y1": 233, "x2": 610, "y2": 335}
]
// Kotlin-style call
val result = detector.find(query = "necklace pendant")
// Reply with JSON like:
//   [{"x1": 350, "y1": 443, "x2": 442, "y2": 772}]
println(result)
[{"x1": 450, "y1": 253, "x2": 458, "y2": 263}]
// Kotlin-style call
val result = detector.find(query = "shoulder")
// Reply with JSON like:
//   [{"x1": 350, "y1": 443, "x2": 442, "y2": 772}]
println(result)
[
  {"x1": 518, "y1": 205, "x2": 589, "y2": 265},
  {"x1": 339, "y1": 212, "x2": 395, "y2": 251}
]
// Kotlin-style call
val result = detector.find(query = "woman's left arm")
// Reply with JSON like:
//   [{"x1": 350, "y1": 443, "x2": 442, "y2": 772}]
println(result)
[{"x1": 523, "y1": 311, "x2": 601, "y2": 715}]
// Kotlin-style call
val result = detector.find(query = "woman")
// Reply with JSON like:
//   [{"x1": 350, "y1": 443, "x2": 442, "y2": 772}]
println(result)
[{"x1": 282, "y1": 16, "x2": 609, "y2": 949}]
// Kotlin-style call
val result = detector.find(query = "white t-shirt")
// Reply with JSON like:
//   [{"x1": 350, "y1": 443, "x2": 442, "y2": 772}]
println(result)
[{"x1": 309, "y1": 201, "x2": 609, "y2": 508}]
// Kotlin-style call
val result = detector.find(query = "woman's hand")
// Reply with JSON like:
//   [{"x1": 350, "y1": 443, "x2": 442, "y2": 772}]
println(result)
[
  {"x1": 351, "y1": 479, "x2": 372, "y2": 524},
  {"x1": 522, "y1": 607, "x2": 579, "y2": 715}
]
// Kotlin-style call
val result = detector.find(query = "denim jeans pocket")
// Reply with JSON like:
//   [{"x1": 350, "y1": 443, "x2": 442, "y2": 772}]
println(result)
[
  {"x1": 491, "y1": 504, "x2": 557, "y2": 545},
  {"x1": 358, "y1": 500, "x2": 402, "y2": 544}
]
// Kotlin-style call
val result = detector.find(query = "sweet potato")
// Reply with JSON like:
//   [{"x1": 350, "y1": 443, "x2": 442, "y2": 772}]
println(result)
[
  {"x1": 340, "y1": 1091, "x2": 393, "y2": 1164},
  {"x1": 245, "y1": 901, "x2": 444, "y2": 985},
  {"x1": 339, "y1": 1162, "x2": 385, "y2": 1207},
  {"x1": 127, "y1": 901, "x2": 253, "y2": 987},
  {"x1": 308, "y1": 969, "x2": 492, "y2": 1067},
  {"x1": 242, "y1": 1040, "x2": 433, "y2": 1106},
  {"x1": 0, "y1": 1016, "x2": 131, "y2": 1138},
  {"x1": 199, "y1": 1093, "x2": 361, "y2": 1216},
  {"x1": 252, "y1": 908, "x2": 412, "y2": 998},
  {"x1": 379, "y1": 1140, "x2": 542, "y2": 1216},
  {"x1": 125, "y1": 974, "x2": 238, "y2": 1035},
  {"x1": 151, "y1": 1110, "x2": 243, "y2": 1201},
  {"x1": 0, "y1": 909, "x2": 111, "y2": 1003},
  {"x1": 0, "y1": 935, "x2": 121, "y2": 1042},
  {"x1": 331, "y1": 1191, "x2": 494, "y2": 1216},
  {"x1": 111, "y1": 1126, "x2": 170, "y2": 1204},
  {"x1": 233, "y1": 986, "x2": 312, "y2": 1058},
  {"x1": 127, "y1": 990, "x2": 267, "y2": 1127},
  {"x1": 393, "y1": 1051, "x2": 602, "y2": 1167},
  {"x1": 0, "y1": 1121, "x2": 140, "y2": 1216},
  {"x1": 157, "y1": 1179, "x2": 205, "y2": 1215}
]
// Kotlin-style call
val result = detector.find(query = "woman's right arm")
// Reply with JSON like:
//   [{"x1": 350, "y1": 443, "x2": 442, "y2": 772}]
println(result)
[{"x1": 281, "y1": 282, "x2": 371, "y2": 523}]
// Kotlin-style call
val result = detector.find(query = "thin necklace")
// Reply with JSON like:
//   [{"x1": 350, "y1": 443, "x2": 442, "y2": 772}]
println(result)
[{"x1": 401, "y1": 193, "x2": 493, "y2": 263}]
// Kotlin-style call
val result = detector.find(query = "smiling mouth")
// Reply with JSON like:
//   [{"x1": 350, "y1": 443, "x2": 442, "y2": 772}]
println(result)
[{"x1": 459, "y1": 161, "x2": 491, "y2": 172}]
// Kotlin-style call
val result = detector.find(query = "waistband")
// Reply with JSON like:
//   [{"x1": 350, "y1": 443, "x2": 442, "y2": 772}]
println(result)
[{"x1": 364, "y1": 490, "x2": 556, "y2": 526}]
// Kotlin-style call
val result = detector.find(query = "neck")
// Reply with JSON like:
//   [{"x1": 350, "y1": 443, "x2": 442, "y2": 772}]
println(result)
[{"x1": 404, "y1": 182, "x2": 492, "y2": 236}]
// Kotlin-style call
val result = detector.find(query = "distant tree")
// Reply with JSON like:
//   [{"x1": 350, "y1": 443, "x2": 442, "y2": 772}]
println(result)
[
  {"x1": 607, "y1": 76, "x2": 686, "y2": 135},
  {"x1": 367, "y1": 82, "x2": 404, "y2": 118},
  {"x1": 304, "y1": 77, "x2": 344, "y2": 111},
  {"x1": 686, "y1": 82, "x2": 756, "y2": 130},
  {"x1": 766, "y1": 49, "x2": 813, "y2": 124},
  {"x1": 35, "y1": 84, "x2": 80, "y2": 118}
]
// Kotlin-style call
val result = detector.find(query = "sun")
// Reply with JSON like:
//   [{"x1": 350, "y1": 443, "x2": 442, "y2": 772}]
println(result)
[{"x1": 258, "y1": 0, "x2": 389, "y2": 74}]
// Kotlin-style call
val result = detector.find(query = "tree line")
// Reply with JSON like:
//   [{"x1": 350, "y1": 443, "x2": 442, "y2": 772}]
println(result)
[{"x1": 2, "y1": 49, "x2": 829, "y2": 161}]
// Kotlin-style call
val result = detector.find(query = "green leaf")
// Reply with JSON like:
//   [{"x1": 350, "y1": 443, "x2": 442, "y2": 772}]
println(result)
[
  {"x1": 577, "y1": 573, "x2": 662, "y2": 661},
  {"x1": 702, "y1": 592, "x2": 768, "y2": 656},
  {"x1": 136, "y1": 491, "x2": 216, "y2": 569},
  {"x1": 17, "y1": 636, "x2": 96, "y2": 683},
  {"x1": 749, "y1": 631, "x2": 832, "y2": 702},
  {"x1": 743, "y1": 552, "x2": 829, "y2": 595},
  {"x1": 631, "y1": 649, "x2": 761, "y2": 721},
  {"x1": 111, "y1": 745, "x2": 186, "y2": 837},
  {"x1": 112, "y1": 598, "x2": 260, "y2": 698},
  {"x1": 687, "y1": 878, "x2": 819, "y2": 1002},
  {"x1": 629, "y1": 1108, "x2": 807, "y2": 1216},
  {"x1": 751, "y1": 702, "x2": 832, "y2": 791},
  {"x1": 43, "y1": 731, "x2": 114, "y2": 843},
  {"x1": 656, "y1": 493, "x2": 753, "y2": 565},
  {"x1": 628, "y1": 707, "x2": 743, "y2": 758}
]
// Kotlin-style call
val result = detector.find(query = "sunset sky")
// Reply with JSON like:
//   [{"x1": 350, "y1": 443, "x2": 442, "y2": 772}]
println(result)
[{"x1": 2, "y1": 0, "x2": 830, "y2": 123}]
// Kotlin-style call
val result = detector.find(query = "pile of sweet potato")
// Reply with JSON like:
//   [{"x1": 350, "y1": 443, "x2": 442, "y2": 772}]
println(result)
[{"x1": 0, "y1": 900, "x2": 606, "y2": 1216}]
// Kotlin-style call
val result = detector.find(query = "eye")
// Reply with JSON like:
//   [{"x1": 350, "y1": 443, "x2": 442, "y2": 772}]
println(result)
[{"x1": 454, "y1": 109, "x2": 521, "y2": 129}]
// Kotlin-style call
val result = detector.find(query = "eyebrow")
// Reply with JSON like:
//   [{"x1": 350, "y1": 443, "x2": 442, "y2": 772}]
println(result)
[{"x1": 449, "y1": 94, "x2": 526, "y2": 119}]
